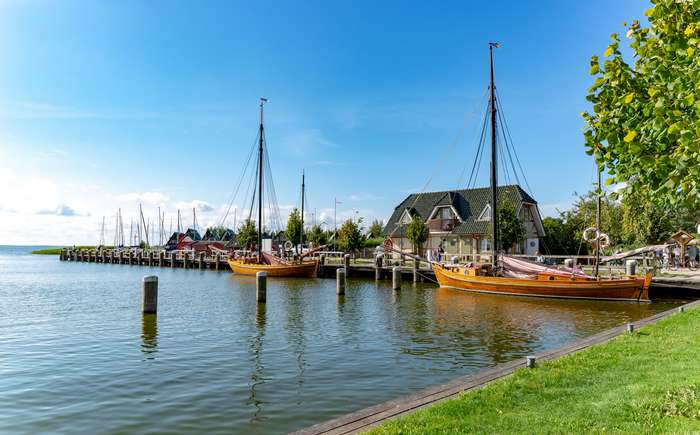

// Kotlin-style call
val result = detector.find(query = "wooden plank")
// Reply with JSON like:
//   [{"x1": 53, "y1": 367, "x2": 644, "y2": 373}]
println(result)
[{"x1": 292, "y1": 299, "x2": 700, "y2": 435}]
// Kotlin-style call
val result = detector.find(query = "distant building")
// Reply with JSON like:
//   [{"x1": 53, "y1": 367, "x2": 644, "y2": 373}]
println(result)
[{"x1": 381, "y1": 185, "x2": 545, "y2": 257}]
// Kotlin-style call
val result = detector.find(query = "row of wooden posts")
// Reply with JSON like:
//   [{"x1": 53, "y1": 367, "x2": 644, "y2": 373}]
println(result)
[
  {"x1": 60, "y1": 249, "x2": 429, "y2": 282},
  {"x1": 61, "y1": 249, "x2": 228, "y2": 270}
]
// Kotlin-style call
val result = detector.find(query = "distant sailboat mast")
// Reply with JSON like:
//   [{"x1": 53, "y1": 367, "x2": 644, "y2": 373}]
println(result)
[
  {"x1": 300, "y1": 169, "x2": 305, "y2": 250},
  {"x1": 257, "y1": 97, "x2": 268, "y2": 262}
]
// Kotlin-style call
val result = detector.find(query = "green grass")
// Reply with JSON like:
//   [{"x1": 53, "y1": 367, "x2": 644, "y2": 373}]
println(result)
[
  {"x1": 371, "y1": 306, "x2": 700, "y2": 434},
  {"x1": 31, "y1": 245, "x2": 105, "y2": 255}
]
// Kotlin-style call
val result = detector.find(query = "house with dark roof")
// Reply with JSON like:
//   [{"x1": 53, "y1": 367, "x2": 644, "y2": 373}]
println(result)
[{"x1": 381, "y1": 185, "x2": 545, "y2": 257}]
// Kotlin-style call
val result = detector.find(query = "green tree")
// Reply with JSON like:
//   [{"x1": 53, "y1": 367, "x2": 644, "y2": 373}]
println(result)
[
  {"x1": 368, "y1": 219, "x2": 384, "y2": 238},
  {"x1": 541, "y1": 217, "x2": 580, "y2": 255},
  {"x1": 306, "y1": 224, "x2": 328, "y2": 248},
  {"x1": 236, "y1": 219, "x2": 258, "y2": 250},
  {"x1": 406, "y1": 216, "x2": 429, "y2": 255},
  {"x1": 285, "y1": 208, "x2": 303, "y2": 251},
  {"x1": 583, "y1": 0, "x2": 700, "y2": 209},
  {"x1": 338, "y1": 218, "x2": 363, "y2": 252},
  {"x1": 205, "y1": 226, "x2": 227, "y2": 240},
  {"x1": 495, "y1": 202, "x2": 526, "y2": 253}
]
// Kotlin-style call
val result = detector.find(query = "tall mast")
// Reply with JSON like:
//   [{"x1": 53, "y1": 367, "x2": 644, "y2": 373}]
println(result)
[
  {"x1": 177, "y1": 209, "x2": 181, "y2": 233},
  {"x1": 258, "y1": 98, "x2": 267, "y2": 261},
  {"x1": 140, "y1": 203, "x2": 149, "y2": 246},
  {"x1": 594, "y1": 167, "x2": 602, "y2": 277},
  {"x1": 489, "y1": 42, "x2": 499, "y2": 271},
  {"x1": 300, "y1": 169, "x2": 305, "y2": 250}
]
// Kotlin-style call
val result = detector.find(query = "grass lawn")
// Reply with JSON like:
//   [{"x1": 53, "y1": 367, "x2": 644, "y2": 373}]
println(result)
[
  {"x1": 31, "y1": 246, "x2": 103, "y2": 254},
  {"x1": 372, "y1": 306, "x2": 700, "y2": 434}
]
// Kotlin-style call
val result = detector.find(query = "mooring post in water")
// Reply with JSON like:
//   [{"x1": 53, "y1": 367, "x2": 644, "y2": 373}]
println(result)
[
  {"x1": 183, "y1": 252, "x2": 189, "y2": 269},
  {"x1": 198, "y1": 252, "x2": 205, "y2": 270},
  {"x1": 256, "y1": 271, "x2": 267, "y2": 303},
  {"x1": 625, "y1": 259, "x2": 637, "y2": 276},
  {"x1": 526, "y1": 356, "x2": 536, "y2": 368},
  {"x1": 215, "y1": 253, "x2": 221, "y2": 271},
  {"x1": 393, "y1": 266, "x2": 401, "y2": 290},
  {"x1": 170, "y1": 252, "x2": 176, "y2": 268},
  {"x1": 158, "y1": 251, "x2": 164, "y2": 267},
  {"x1": 344, "y1": 254, "x2": 350, "y2": 271},
  {"x1": 413, "y1": 259, "x2": 419, "y2": 284},
  {"x1": 141, "y1": 275, "x2": 158, "y2": 314},
  {"x1": 679, "y1": 306, "x2": 686, "y2": 313},
  {"x1": 375, "y1": 254, "x2": 382, "y2": 280},
  {"x1": 337, "y1": 267, "x2": 346, "y2": 295},
  {"x1": 627, "y1": 323, "x2": 635, "y2": 333}
]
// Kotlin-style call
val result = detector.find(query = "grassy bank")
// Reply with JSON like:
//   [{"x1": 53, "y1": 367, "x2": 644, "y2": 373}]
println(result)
[
  {"x1": 31, "y1": 246, "x2": 102, "y2": 255},
  {"x1": 372, "y1": 306, "x2": 700, "y2": 434}
]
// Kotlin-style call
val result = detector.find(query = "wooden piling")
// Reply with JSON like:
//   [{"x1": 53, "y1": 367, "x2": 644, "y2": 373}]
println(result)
[
  {"x1": 198, "y1": 252, "x2": 205, "y2": 270},
  {"x1": 183, "y1": 252, "x2": 189, "y2": 269},
  {"x1": 526, "y1": 356, "x2": 536, "y2": 368},
  {"x1": 215, "y1": 254, "x2": 221, "y2": 271},
  {"x1": 141, "y1": 275, "x2": 158, "y2": 314},
  {"x1": 343, "y1": 254, "x2": 351, "y2": 274},
  {"x1": 256, "y1": 271, "x2": 267, "y2": 303},
  {"x1": 337, "y1": 268, "x2": 346, "y2": 295},
  {"x1": 158, "y1": 251, "x2": 164, "y2": 267},
  {"x1": 627, "y1": 323, "x2": 635, "y2": 333},
  {"x1": 170, "y1": 252, "x2": 176, "y2": 268},
  {"x1": 393, "y1": 266, "x2": 401, "y2": 290},
  {"x1": 413, "y1": 259, "x2": 419, "y2": 284}
]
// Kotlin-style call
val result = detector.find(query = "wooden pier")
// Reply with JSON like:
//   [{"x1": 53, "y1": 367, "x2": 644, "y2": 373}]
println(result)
[{"x1": 58, "y1": 249, "x2": 437, "y2": 280}]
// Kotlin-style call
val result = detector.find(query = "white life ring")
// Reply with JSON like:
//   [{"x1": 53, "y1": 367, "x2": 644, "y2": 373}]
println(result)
[
  {"x1": 582, "y1": 227, "x2": 599, "y2": 242},
  {"x1": 284, "y1": 241, "x2": 293, "y2": 250},
  {"x1": 598, "y1": 233, "x2": 610, "y2": 249}
]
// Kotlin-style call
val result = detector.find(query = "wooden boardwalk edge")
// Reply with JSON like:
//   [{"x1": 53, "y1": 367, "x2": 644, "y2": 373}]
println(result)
[{"x1": 291, "y1": 298, "x2": 700, "y2": 435}]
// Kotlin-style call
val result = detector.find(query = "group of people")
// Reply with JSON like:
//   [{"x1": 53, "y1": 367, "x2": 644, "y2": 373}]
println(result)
[{"x1": 660, "y1": 244, "x2": 699, "y2": 269}]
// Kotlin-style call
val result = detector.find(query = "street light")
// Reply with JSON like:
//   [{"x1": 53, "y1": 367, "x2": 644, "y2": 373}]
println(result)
[{"x1": 334, "y1": 197, "x2": 342, "y2": 252}]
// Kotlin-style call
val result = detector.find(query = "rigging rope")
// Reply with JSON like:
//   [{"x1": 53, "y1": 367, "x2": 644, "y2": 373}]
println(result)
[{"x1": 495, "y1": 90, "x2": 534, "y2": 194}]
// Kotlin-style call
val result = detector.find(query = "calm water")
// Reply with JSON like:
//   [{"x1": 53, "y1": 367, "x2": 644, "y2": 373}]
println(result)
[{"x1": 0, "y1": 246, "x2": 686, "y2": 434}]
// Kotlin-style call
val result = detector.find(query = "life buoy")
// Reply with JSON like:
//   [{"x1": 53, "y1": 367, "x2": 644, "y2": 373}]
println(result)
[
  {"x1": 598, "y1": 233, "x2": 610, "y2": 249},
  {"x1": 582, "y1": 227, "x2": 599, "y2": 242}
]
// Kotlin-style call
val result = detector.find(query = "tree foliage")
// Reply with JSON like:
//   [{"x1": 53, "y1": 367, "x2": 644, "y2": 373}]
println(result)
[
  {"x1": 368, "y1": 219, "x2": 384, "y2": 238},
  {"x1": 406, "y1": 216, "x2": 429, "y2": 255},
  {"x1": 306, "y1": 224, "x2": 328, "y2": 248},
  {"x1": 496, "y1": 202, "x2": 527, "y2": 253},
  {"x1": 285, "y1": 208, "x2": 303, "y2": 250},
  {"x1": 205, "y1": 226, "x2": 227, "y2": 240},
  {"x1": 583, "y1": 0, "x2": 700, "y2": 209},
  {"x1": 236, "y1": 219, "x2": 258, "y2": 250},
  {"x1": 338, "y1": 218, "x2": 363, "y2": 252}
]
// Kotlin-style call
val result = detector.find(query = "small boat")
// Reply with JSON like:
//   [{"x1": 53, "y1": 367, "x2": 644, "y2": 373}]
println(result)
[
  {"x1": 432, "y1": 43, "x2": 651, "y2": 302},
  {"x1": 227, "y1": 98, "x2": 318, "y2": 278}
]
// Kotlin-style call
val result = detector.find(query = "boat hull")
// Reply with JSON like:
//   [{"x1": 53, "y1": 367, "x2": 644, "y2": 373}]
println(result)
[
  {"x1": 227, "y1": 259, "x2": 318, "y2": 278},
  {"x1": 433, "y1": 264, "x2": 650, "y2": 302}
]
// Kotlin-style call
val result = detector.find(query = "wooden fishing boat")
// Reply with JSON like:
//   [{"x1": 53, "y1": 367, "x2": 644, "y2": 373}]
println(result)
[
  {"x1": 227, "y1": 98, "x2": 318, "y2": 278},
  {"x1": 429, "y1": 43, "x2": 653, "y2": 302},
  {"x1": 433, "y1": 263, "x2": 651, "y2": 302},
  {"x1": 228, "y1": 257, "x2": 318, "y2": 277}
]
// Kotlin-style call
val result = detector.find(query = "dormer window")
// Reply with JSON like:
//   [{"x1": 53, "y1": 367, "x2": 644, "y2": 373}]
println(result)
[
  {"x1": 399, "y1": 209, "x2": 413, "y2": 224},
  {"x1": 428, "y1": 206, "x2": 458, "y2": 221},
  {"x1": 477, "y1": 204, "x2": 492, "y2": 221}
]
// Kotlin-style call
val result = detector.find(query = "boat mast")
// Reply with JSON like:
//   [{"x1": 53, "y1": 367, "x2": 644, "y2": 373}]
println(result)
[
  {"x1": 300, "y1": 169, "x2": 305, "y2": 251},
  {"x1": 258, "y1": 98, "x2": 267, "y2": 261},
  {"x1": 489, "y1": 42, "x2": 499, "y2": 271},
  {"x1": 594, "y1": 167, "x2": 602, "y2": 277}
]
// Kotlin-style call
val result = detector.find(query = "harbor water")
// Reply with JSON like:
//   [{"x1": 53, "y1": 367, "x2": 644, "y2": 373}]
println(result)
[{"x1": 0, "y1": 246, "x2": 685, "y2": 434}]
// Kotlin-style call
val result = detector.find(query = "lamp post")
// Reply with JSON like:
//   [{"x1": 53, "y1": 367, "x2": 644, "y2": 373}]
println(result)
[{"x1": 334, "y1": 198, "x2": 342, "y2": 251}]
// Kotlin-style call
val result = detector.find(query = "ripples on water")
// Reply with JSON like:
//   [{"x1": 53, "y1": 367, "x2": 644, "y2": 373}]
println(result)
[{"x1": 0, "y1": 247, "x2": 685, "y2": 434}]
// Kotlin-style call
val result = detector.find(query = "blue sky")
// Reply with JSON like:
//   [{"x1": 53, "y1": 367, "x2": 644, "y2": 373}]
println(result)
[{"x1": 0, "y1": 0, "x2": 649, "y2": 245}]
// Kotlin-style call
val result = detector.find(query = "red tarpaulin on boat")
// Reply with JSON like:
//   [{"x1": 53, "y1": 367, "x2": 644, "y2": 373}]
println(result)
[
  {"x1": 500, "y1": 255, "x2": 594, "y2": 279},
  {"x1": 262, "y1": 252, "x2": 291, "y2": 265}
]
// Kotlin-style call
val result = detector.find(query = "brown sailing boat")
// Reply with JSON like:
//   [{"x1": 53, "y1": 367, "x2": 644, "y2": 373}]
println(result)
[
  {"x1": 228, "y1": 98, "x2": 318, "y2": 278},
  {"x1": 432, "y1": 43, "x2": 651, "y2": 302}
]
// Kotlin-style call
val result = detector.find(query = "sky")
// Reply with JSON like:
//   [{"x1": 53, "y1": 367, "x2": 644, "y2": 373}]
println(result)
[{"x1": 0, "y1": 0, "x2": 650, "y2": 245}]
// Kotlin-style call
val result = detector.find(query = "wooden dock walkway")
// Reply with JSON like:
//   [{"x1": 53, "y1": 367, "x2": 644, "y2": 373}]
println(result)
[{"x1": 58, "y1": 249, "x2": 436, "y2": 281}]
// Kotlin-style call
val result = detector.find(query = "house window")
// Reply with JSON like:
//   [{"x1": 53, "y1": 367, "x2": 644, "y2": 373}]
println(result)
[
  {"x1": 400, "y1": 210, "x2": 412, "y2": 224},
  {"x1": 432, "y1": 206, "x2": 455, "y2": 220},
  {"x1": 481, "y1": 238, "x2": 491, "y2": 252},
  {"x1": 477, "y1": 204, "x2": 491, "y2": 221}
]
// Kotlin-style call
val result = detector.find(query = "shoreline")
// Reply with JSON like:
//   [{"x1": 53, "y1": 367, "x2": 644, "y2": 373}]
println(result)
[{"x1": 294, "y1": 298, "x2": 700, "y2": 434}]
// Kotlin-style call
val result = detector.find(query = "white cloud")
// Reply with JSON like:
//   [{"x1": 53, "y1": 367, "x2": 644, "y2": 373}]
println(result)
[
  {"x1": 116, "y1": 192, "x2": 170, "y2": 204},
  {"x1": 35, "y1": 204, "x2": 82, "y2": 217},
  {"x1": 175, "y1": 200, "x2": 215, "y2": 213},
  {"x1": 347, "y1": 193, "x2": 383, "y2": 201}
]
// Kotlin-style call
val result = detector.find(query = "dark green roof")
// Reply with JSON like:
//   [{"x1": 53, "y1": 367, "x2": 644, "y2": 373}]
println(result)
[{"x1": 382, "y1": 185, "x2": 536, "y2": 237}]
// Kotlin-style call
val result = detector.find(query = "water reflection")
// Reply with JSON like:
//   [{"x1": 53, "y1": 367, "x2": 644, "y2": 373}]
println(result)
[
  {"x1": 248, "y1": 302, "x2": 266, "y2": 422},
  {"x1": 140, "y1": 314, "x2": 158, "y2": 359}
]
